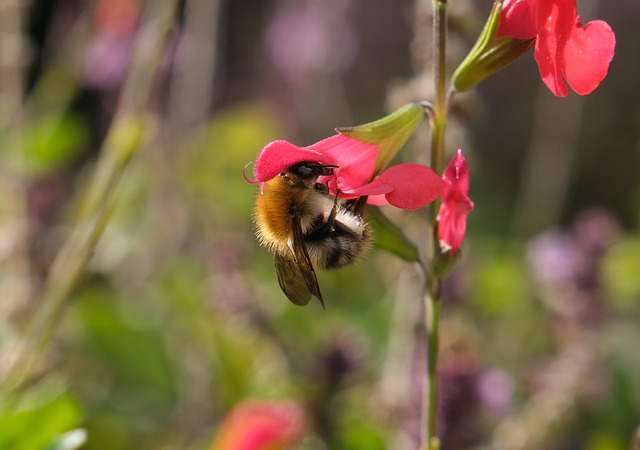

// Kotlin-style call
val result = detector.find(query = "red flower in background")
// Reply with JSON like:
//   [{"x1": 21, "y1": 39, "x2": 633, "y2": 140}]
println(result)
[
  {"x1": 95, "y1": 0, "x2": 140, "y2": 37},
  {"x1": 438, "y1": 150, "x2": 474, "y2": 255},
  {"x1": 210, "y1": 401, "x2": 307, "y2": 450},
  {"x1": 249, "y1": 134, "x2": 444, "y2": 210},
  {"x1": 498, "y1": 0, "x2": 615, "y2": 96}
]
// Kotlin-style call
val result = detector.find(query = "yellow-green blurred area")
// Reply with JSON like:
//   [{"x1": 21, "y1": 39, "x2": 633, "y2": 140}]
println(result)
[{"x1": 0, "y1": 1, "x2": 639, "y2": 450}]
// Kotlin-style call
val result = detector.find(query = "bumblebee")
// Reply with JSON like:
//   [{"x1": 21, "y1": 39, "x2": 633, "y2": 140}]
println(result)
[{"x1": 254, "y1": 162, "x2": 372, "y2": 307}]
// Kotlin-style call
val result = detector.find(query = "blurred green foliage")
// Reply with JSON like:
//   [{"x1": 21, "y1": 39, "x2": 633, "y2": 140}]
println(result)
[
  {"x1": 0, "y1": 380, "x2": 83, "y2": 450},
  {"x1": 24, "y1": 112, "x2": 88, "y2": 177}
]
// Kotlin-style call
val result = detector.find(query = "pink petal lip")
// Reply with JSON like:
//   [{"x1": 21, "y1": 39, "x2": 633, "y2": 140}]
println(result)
[
  {"x1": 562, "y1": 18, "x2": 615, "y2": 95},
  {"x1": 253, "y1": 140, "x2": 334, "y2": 182},
  {"x1": 342, "y1": 164, "x2": 445, "y2": 210}
]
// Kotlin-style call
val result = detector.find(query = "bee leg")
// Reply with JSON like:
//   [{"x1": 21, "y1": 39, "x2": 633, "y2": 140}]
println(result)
[
  {"x1": 346, "y1": 196, "x2": 368, "y2": 214},
  {"x1": 325, "y1": 190, "x2": 341, "y2": 230},
  {"x1": 305, "y1": 194, "x2": 340, "y2": 240}
]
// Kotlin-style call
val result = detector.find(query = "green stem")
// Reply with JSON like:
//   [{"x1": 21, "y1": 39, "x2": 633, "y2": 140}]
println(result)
[
  {"x1": 423, "y1": 0, "x2": 448, "y2": 448},
  {"x1": 426, "y1": 293, "x2": 441, "y2": 444},
  {"x1": 431, "y1": 0, "x2": 448, "y2": 176}
]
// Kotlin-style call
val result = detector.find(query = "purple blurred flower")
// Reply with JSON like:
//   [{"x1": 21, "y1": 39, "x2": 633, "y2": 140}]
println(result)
[
  {"x1": 438, "y1": 355, "x2": 482, "y2": 449},
  {"x1": 477, "y1": 368, "x2": 515, "y2": 416},
  {"x1": 80, "y1": 0, "x2": 141, "y2": 89},
  {"x1": 526, "y1": 209, "x2": 620, "y2": 325},
  {"x1": 82, "y1": 34, "x2": 133, "y2": 89},
  {"x1": 265, "y1": 4, "x2": 357, "y2": 81},
  {"x1": 526, "y1": 230, "x2": 580, "y2": 287}
]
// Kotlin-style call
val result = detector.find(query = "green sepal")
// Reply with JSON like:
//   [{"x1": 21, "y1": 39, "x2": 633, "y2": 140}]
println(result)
[
  {"x1": 432, "y1": 243, "x2": 463, "y2": 278},
  {"x1": 432, "y1": 223, "x2": 463, "y2": 278},
  {"x1": 451, "y1": 0, "x2": 534, "y2": 92},
  {"x1": 368, "y1": 207, "x2": 419, "y2": 262},
  {"x1": 337, "y1": 103, "x2": 424, "y2": 176}
]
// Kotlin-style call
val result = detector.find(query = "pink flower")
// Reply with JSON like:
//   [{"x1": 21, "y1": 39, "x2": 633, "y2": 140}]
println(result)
[
  {"x1": 498, "y1": 0, "x2": 615, "y2": 97},
  {"x1": 249, "y1": 134, "x2": 444, "y2": 210},
  {"x1": 210, "y1": 401, "x2": 307, "y2": 450},
  {"x1": 437, "y1": 150, "x2": 474, "y2": 255}
]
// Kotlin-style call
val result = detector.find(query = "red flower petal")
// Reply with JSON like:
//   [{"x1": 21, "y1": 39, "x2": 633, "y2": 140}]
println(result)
[
  {"x1": 384, "y1": 164, "x2": 444, "y2": 209},
  {"x1": 365, "y1": 194, "x2": 389, "y2": 206},
  {"x1": 498, "y1": 0, "x2": 615, "y2": 96},
  {"x1": 343, "y1": 164, "x2": 444, "y2": 210},
  {"x1": 533, "y1": 0, "x2": 576, "y2": 97},
  {"x1": 438, "y1": 190, "x2": 474, "y2": 255},
  {"x1": 562, "y1": 18, "x2": 615, "y2": 95},
  {"x1": 438, "y1": 151, "x2": 474, "y2": 255},
  {"x1": 498, "y1": 0, "x2": 538, "y2": 39},
  {"x1": 443, "y1": 150, "x2": 469, "y2": 195},
  {"x1": 253, "y1": 140, "x2": 333, "y2": 182},
  {"x1": 340, "y1": 179, "x2": 393, "y2": 197},
  {"x1": 311, "y1": 135, "x2": 378, "y2": 192}
]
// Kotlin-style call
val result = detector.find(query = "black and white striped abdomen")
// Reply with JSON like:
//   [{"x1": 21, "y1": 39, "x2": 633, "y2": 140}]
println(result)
[{"x1": 305, "y1": 206, "x2": 371, "y2": 270}]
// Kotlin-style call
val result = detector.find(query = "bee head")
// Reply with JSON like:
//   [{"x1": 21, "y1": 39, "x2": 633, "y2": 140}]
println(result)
[{"x1": 282, "y1": 162, "x2": 339, "y2": 188}]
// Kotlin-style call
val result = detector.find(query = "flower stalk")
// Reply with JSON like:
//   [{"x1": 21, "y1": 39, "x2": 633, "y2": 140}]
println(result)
[{"x1": 422, "y1": 0, "x2": 449, "y2": 448}]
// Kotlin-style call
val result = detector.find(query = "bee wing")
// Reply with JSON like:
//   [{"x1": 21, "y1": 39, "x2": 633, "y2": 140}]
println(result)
[
  {"x1": 274, "y1": 253, "x2": 323, "y2": 307},
  {"x1": 274, "y1": 216, "x2": 325, "y2": 307}
]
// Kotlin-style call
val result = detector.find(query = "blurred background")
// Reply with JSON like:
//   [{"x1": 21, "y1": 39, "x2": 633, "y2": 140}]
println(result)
[{"x1": 0, "y1": 0, "x2": 639, "y2": 449}]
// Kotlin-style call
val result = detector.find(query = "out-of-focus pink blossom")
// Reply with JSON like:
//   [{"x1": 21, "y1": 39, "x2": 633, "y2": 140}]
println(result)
[
  {"x1": 210, "y1": 401, "x2": 307, "y2": 450},
  {"x1": 82, "y1": 34, "x2": 132, "y2": 89},
  {"x1": 265, "y1": 5, "x2": 356, "y2": 81},
  {"x1": 477, "y1": 369, "x2": 515, "y2": 416}
]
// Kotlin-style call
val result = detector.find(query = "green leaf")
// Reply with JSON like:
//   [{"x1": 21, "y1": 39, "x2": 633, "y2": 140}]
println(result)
[
  {"x1": 24, "y1": 112, "x2": 88, "y2": 177},
  {"x1": 0, "y1": 379, "x2": 83, "y2": 450},
  {"x1": 368, "y1": 207, "x2": 419, "y2": 262}
]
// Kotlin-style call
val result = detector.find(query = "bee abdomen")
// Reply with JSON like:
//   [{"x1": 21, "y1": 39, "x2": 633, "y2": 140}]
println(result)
[{"x1": 306, "y1": 218, "x2": 371, "y2": 270}]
